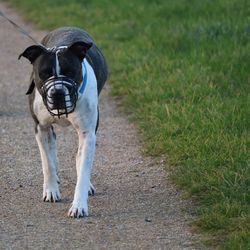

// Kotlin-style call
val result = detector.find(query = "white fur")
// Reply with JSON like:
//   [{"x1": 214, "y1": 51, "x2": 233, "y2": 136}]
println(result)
[{"x1": 33, "y1": 59, "x2": 98, "y2": 217}]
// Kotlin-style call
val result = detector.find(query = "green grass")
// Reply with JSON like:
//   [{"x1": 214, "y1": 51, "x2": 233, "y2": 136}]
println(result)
[{"x1": 4, "y1": 0, "x2": 250, "y2": 248}]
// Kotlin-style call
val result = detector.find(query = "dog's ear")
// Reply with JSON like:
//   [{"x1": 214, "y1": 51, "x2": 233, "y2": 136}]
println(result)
[
  {"x1": 68, "y1": 41, "x2": 93, "y2": 61},
  {"x1": 26, "y1": 80, "x2": 35, "y2": 95},
  {"x1": 19, "y1": 45, "x2": 47, "y2": 64}
]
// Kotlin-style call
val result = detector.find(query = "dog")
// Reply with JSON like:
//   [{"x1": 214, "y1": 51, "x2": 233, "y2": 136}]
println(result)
[{"x1": 19, "y1": 27, "x2": 108, "y2": 218}]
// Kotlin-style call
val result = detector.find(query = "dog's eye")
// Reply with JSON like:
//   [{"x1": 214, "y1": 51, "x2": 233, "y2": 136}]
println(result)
[
  {"x1": 64, "y1": 70, "x2": 74, "y2": 76},
  {"x1": 39, "y1": 71, "x2": 51, "y2": 80}
]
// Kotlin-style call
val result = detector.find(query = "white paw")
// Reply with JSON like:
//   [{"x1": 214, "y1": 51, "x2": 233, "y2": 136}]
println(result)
[
  {"x1": 68, "y1": 203, "x2": 88, "y2": 218},
  {"x1": 88, "y1": 182, "x2": 96, "y2": 196},
  {"x1": 43, "y1": 182, "x2": 61, "y2": 202}
]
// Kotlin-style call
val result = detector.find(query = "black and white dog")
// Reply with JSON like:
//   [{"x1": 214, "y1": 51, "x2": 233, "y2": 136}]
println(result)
[{"x1": 19, "y1": 27, "x2": 108, "y2": 218}]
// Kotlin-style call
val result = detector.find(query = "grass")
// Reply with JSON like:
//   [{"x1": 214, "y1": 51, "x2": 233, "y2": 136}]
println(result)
[{"x1": 4, "y1": 0, "x2": 250, "y2": 248}]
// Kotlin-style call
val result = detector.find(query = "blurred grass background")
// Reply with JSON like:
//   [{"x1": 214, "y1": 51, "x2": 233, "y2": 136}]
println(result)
[{"x1": 4, "y1": 0, "x2": 250, "y2": 248}]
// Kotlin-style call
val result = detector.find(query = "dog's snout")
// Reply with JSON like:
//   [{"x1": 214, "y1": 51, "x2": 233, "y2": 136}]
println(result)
[
  {"x1": 42, "y1": 77, "x2": 78, "y2": 116},
  {"x1": 48, "y1": 88, "x2": 67, "y2": 109}
]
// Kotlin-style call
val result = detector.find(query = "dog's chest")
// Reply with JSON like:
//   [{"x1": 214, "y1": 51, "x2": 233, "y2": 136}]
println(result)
[{"x1": 54, "y1": 117, "x2": 71, "y2": 126}]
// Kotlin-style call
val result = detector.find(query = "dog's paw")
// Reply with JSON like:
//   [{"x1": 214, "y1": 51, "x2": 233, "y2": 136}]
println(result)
[
  {"x1": 68, "y1": 204, "x2": 88, "y2": 218},
  {"x1": 43, "y1": 184, "x2": 61, "y2": 202},
  {"x1": 88, "y1": 182, "x2": 95, "y2": 196}
]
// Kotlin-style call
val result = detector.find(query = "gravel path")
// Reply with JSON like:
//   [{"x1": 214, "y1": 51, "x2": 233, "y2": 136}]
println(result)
[{"x1": 0, "y1": 3, "x2": 196, "y2": 249}]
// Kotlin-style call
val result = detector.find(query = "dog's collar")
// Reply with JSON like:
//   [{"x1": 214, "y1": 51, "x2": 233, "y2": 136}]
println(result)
[{"x1": 78, "y1": 60, "x2": 87, "y2": 95}]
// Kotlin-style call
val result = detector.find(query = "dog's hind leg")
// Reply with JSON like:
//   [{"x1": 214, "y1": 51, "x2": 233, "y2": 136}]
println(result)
[
  {"x1": 88, "y1": 181, "x2": 95, "y2": 196},
  {"x1": 86, "y1": 106, "x2": 99, "y2": 196},
  {"x1": 95, "y1": 106, "x2": 99, "y2": 133},
  {"x1": 35, "y1": 125, "x2": 61, "y2": 202}
]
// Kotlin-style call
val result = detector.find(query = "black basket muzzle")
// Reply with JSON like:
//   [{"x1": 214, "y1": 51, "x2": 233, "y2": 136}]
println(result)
[{"x1": 41, "y1": 76, "x2": 78, "y2": 118}]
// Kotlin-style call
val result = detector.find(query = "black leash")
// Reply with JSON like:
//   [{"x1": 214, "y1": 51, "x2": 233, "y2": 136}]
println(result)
[{"x1": 0, "y1": 9, "x2": 41, "y2": 45}]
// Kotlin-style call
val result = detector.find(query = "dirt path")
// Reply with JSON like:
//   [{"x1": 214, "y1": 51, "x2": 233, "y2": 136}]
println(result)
[{"x1": 0, "y1": 3, "x2": 197, "y2": 249}]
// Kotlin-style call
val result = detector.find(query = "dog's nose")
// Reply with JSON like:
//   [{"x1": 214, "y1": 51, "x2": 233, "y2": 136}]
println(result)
[
  {"x1": 50, "y1": 87, "x2": 64, "y2": 96},
  {"x1": 50, "y1": 88, "x2": 66, "y2": 109}
]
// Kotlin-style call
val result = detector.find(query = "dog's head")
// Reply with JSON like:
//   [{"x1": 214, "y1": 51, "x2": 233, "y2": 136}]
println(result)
[{"x1": 19, "y1": 41, "x2": 92, "y2": 117}]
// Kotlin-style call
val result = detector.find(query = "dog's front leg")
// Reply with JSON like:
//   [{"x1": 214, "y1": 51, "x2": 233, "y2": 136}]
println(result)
[
  {"x1": 68, "y1": 130, "x2": 96, "y2": 218},
  {"x1": 75, "y1": 137, "x2": 96, "y2": 196},
  {"x1": 35, "y1": 125, "x2": 61, "y2": 202}
]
